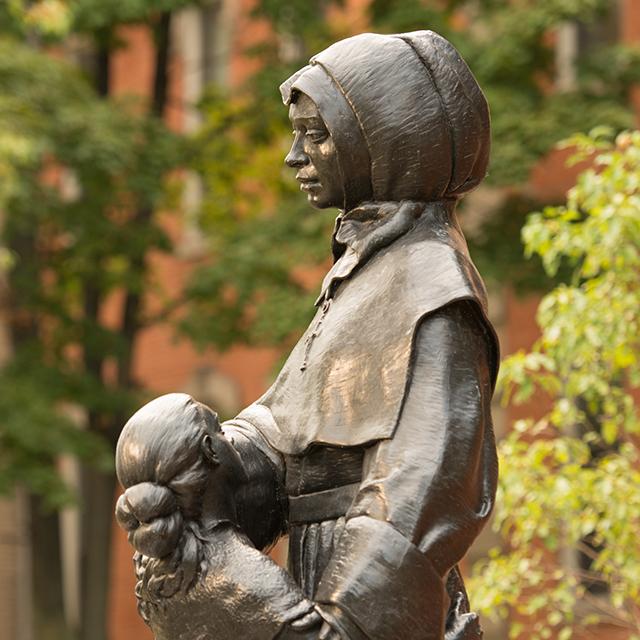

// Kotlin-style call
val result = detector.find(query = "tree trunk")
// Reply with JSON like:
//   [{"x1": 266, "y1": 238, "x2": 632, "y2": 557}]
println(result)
[
  {"x1": 8, "y1": 226, "x2": 69, "y2": 639},
  {"x1": 78, "y1": 465, "x2": 117, "y2": 640},
  {"x1": 30, "y1": 495, "x2": 71, "y2": 640},
  {"x1": 75, "y1": 13, "x2": 175, "y2": 640}
]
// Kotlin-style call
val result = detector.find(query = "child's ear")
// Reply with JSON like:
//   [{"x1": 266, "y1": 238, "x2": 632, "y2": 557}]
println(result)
[
  {"x1": 201, "y1": 434, "x2": 221, "y2": 467},
  {"x1": 196, "y1": 401, "x2": 220, "y2": 432}
]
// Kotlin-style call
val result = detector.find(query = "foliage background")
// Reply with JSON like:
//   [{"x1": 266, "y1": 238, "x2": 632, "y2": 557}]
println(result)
[{"x1": 470, "y1": 130, "x2": 640, "y2": 640}]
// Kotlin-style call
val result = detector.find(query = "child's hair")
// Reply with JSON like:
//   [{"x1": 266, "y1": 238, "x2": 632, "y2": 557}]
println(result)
[{"x1": 115, "y1": 393, "x2": 220, "y2": 610}]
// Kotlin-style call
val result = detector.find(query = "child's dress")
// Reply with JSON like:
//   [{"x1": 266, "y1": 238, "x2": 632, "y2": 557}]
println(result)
[{"x1": 136, "y1": 524, "x2": 317, "y2": 640}]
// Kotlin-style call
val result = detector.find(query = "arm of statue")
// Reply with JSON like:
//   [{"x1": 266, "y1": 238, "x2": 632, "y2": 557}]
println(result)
[
  {"x1": 216, "y1": 424, "x2": 333, "y2": 639},
  {"x1": 314, "y1": 300, "x2": 498, "y2": 640},
  {"x1": 222, "y1": 420, "x2": 288, "y2": 551}
]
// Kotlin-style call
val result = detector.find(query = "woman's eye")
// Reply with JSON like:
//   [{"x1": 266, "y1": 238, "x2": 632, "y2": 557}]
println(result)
[{"x1": 306, "y1": 129, "x2": 329, "y2": 143}]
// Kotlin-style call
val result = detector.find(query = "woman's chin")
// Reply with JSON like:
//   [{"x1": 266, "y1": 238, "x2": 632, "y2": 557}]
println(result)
[
  {"x1": 307, "y1": 194, "x2": 325, "y2": 209},
  {"x1": 299, "y1": 180, "x2": 341, "y2": 209},
  {"x1": 307, "y1": 193, "x2": 340, "y2": 210}
]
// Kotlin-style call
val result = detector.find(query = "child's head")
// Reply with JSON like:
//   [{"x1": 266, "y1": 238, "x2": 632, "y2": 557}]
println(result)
[
  {"x1": 115, "y1": 393, "x2": 243, "y2": 601},
  {"x1": 115, "y1": 393, "x2": 241, "y2": 560}
]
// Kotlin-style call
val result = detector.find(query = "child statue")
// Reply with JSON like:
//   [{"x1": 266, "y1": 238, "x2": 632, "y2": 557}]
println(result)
[{"x1": 115, "y1": 393, "x2": 321, "y2": 640}]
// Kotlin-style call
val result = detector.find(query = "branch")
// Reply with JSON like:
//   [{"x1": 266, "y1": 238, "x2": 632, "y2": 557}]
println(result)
[
  {"x1": 140, "y1": 294, "x2": 189, "y2": 328},
  {"x1": 94, "y1": 28, "x2": 111, "y2": 97},
  {"x1": 580, "y1": 592, "x2": 635, "y2": 629},
  {"x1": 114, "y1": 10, "x2": 174, "y2": 399},
  {"x1": 152, "y1": 11, "x2": 172, "y2": 118},
  {"x1": 575, "y1": 540, "x2": 601, "y2": 562}
]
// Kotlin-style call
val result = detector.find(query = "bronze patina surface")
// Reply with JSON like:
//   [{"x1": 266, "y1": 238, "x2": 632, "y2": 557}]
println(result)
[{"x1": 116, "y1": 30, "x2": 499, "y2": 640}]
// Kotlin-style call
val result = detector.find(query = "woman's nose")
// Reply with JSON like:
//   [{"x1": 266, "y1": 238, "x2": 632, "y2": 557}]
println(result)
[{"x1": 285, "y1": 135, "x2": 309, "y2": 168}]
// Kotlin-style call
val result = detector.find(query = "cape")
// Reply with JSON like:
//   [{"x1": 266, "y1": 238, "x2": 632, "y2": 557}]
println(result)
[{"x1": 235, "y1": 202, "x2": 498, "y2": 455}]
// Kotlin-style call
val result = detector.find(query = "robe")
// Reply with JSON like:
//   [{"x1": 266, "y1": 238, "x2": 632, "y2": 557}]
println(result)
[{"x1": 224, "y1": 200, "x2": 499, "y2": 639}]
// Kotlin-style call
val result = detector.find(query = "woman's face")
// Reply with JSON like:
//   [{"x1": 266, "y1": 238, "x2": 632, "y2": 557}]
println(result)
[{"x1": 286, "y1": 93, "x2": 342, "y2": 209}]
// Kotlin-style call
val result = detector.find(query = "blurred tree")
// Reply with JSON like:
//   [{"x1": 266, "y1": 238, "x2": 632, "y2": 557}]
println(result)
[
  {"x1": 0, "y1": 2, "x2": 202, "y2": 639},
  {"x1": 470, "y1": 129, "x2": 640, "y2": 640},
  {"x1": 183, "y1": 0, "x2": 640, "y2": 351}
]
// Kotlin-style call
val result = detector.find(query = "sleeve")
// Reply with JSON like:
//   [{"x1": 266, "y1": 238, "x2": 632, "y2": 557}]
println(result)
[
  {"x1": 222, "y1": 420, "x2": 288, "y2": 551},
  {"x1": 314, "y1": 300, "x2": 499, "y2": 640}
]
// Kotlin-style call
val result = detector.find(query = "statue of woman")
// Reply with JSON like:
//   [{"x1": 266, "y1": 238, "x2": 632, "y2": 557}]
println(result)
[
  {"x1": 119, "y1": 29, "x2": 499, "y2": 640},
  {"x1": 221, "y1": 30, "x2": 499, "y2": 639}
]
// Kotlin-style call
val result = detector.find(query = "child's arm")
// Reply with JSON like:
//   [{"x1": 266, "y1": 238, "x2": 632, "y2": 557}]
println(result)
[{"x1": 213, "y1": 527, "x2": 323, "y2": 639}]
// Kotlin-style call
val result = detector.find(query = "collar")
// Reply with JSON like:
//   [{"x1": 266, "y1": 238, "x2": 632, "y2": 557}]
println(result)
[{"x1": 317, "y1": 201, "x2": 426, "y2": 306}]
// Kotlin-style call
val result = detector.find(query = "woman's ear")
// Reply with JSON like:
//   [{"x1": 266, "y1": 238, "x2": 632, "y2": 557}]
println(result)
[{"x1": 201, "y1": 434, "x2": 221, "y2": 467}]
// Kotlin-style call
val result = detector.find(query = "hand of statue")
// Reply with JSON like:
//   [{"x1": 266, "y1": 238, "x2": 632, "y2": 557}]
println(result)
[
  {"x1": 444, "y1": 592, "x2": 483, "y2": 640},
  {"x1": 315, "y1": 605, "x2": 346, "y2": 640},
  {"x1": 282, "y1": 599, "x2": 323, "y2": 633},
  {"x1": 281, "y1": 602, "x2": 342, "y2": 639},
  {"x1": 318, "y1": 621, "x2": 342, "y2": 640}
]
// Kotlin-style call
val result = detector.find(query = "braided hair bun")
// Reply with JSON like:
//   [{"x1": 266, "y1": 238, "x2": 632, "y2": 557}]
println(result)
[{"x1": 116, "y1": 482, "x2": 183, "y2": 559}]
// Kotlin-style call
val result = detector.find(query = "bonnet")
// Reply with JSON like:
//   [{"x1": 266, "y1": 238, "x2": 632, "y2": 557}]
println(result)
[{"x1": 280, "y1": 31, "x2": 490, "y2": 207}]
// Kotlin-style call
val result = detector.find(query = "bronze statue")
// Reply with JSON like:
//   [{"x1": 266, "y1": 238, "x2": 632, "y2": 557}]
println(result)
[{"x1": 116, "y1": 30, "x2": 499, "y2": 640}]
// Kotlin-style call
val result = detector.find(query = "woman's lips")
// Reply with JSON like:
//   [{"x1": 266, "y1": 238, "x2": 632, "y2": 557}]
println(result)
[{"x1": 298, "y1": 178, "x2": 322, "y2": 193}]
